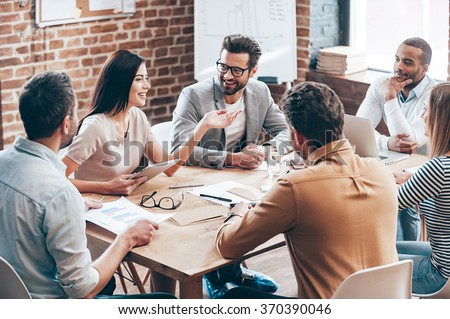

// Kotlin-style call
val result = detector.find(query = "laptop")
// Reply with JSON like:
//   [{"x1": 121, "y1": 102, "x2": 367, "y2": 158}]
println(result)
[
  {"x1": 343, "y1": 114, "x2": 409, "y2": 165},
  {"x1": 130, "y1": 160, "x2": 177, "y2": 180}
]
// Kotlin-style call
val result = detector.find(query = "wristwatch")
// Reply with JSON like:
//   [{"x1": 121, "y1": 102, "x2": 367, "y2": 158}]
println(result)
[{"x1": 224, "y1": 211, "x2": 243, "y2": 223}]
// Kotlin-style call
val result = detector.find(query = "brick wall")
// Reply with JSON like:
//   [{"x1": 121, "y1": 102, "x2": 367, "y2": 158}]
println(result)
[
  {"x1": 308, "y1": 0, "x2": 340, "y2": 69},
  {"x1": 0, "y1": 0, "x2": 312, "y2": 149}
]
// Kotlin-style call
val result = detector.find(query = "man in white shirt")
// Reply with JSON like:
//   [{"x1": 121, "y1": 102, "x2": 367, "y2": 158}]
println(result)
[
  {"x1": 356, "y1": 37, "x2": 436, "y2": 241},
  {"x1": 356, "y1": 37, "x2": 435, "y2": 155}
]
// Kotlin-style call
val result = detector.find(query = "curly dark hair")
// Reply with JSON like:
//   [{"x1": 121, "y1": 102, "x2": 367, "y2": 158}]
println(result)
[{"x1": 281, "y1": 82, "x2": 344, "y2": 148}]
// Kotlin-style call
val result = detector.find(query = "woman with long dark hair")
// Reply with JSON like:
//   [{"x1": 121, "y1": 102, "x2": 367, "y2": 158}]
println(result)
[{"x1": 62, "y1": 50, "x2": 240, "y2": 195}]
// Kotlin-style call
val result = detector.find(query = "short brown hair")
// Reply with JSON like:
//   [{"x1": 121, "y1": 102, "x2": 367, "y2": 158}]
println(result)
[
  {"x1": 281, "y1": 82, "x2": 344, "y2": 147},
  {"x1": 221, "y1": 34, "x2": 262, "y2": 69}
]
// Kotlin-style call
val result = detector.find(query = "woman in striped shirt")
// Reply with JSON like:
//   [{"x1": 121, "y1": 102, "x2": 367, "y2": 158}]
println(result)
[{"x1": 394, "y1": 82, "x2": 450, "y2": 294}]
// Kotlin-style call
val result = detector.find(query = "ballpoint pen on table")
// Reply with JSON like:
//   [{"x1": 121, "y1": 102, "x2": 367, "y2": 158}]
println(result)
[
  {"x1": 169, "y1": 184, "x2": 205, "y2": 189},
  {"x1": 199, "y1": 194, "x2": 232, "y2": 202}
]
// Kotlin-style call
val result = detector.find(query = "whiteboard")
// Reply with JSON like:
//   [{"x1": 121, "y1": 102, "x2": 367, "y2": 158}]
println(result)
[{"x1": 194, "y1": 0, "x2": 297, "y2": 83}]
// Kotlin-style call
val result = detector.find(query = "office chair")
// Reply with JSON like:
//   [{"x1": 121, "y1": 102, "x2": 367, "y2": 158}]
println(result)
[
  {"x1": 331, "y1": 260, "x2": 413, "y2": 299},
  {"x1": 0, "y1": 256, "x2": 32, "y2": 299},
  {"x1": 412, "y1": 277, "x2": 450, "y2": 299},
  {"x1": 151, "y1": 121, "x2": 173, "y2": 153}
]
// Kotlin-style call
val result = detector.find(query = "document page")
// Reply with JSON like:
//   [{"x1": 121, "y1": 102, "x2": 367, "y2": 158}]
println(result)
[{"x1": 85, "y1": 196, "x2": 173, "y2": 234}]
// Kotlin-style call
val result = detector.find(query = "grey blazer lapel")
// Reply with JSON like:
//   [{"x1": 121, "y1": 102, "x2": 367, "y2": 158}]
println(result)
[
  {"x1": 243, "y1": 84, "x2": 260, "y2": 144},
  {"x1": 213, "y1": 77, "x2": 226, "y2": 110}
]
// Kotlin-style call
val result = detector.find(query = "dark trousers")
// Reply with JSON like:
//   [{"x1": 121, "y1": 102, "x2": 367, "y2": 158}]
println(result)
[
  {"x1": 223, "y1": 287, "x2": 291, "y2": 299},
  {"x1": 95, "y1": 276, "x2": 177, "y2": 299},
  {"x1": 204, "y1": 263, "x2": 243, "y2": 285}
]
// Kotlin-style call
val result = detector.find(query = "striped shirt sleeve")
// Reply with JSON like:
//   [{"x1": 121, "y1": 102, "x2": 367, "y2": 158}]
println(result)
[{"x1": 397, "y1": 157, "x2": 445, "y2": 209}]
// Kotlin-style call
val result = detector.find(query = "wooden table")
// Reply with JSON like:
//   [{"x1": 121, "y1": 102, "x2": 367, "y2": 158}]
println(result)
[
  {"x1": 86, "y1": 153, "x2": 429, "y2": 298},
  {"x1": 86, "y1": 165, "x2": 286, "y2": 299},
  {"x1": 387, "y1": 153, "x2": 428, "y2": 172}
]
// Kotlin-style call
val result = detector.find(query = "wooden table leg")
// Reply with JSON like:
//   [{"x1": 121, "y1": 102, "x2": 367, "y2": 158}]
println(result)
[
  {"x1": 179, "y1": 277, "x2": 203, "y2": 299},
  {"x1": 126, "y1": 261, "x2": 147, "y2": 294}
]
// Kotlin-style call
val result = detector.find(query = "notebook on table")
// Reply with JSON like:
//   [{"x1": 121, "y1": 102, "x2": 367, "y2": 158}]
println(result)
[{"x1": 343, "y1": 114, "x2": 409, "y2": 165}]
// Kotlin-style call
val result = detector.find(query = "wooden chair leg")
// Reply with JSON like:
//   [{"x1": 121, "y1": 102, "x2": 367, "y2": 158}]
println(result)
[
  {"x1": 116, "y1": 263, "x2": 128, "y2": 295},
  {"x1": 143, "y1": 269, "x2": 151, "y2": 286},
  {"x1": 126, "y1": 261, "x2": 146, "y2": 294}
]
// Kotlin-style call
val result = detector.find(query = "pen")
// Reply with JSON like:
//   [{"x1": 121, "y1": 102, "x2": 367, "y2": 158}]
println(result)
[
  {"x1": 169, "y1": 184, "x2": 205, "y2": 189},
  {"x1": 200, "y1": 194, "x2": 232, "y2": 202}
]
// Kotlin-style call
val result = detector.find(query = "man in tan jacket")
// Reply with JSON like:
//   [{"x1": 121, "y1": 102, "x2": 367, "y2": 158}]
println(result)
[{"x1": 216, "y1": 82, "x2": 399, "y2": 298}]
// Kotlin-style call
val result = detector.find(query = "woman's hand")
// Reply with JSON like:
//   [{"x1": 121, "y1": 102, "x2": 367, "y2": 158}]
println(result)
[
  {"x1": 104, "y1": 174, "x2": 147, "y2": 195},
  {"x1": 393, "y1": 171, "x2": 412, "y2": 185},
  {"x1": 201, "y1": 109, "x2": 243, "y2": 129}
]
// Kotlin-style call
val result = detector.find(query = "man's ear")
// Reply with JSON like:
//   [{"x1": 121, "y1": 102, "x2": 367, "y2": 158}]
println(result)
[
  {"x1": 422, "y1": 63, "x2": 429, "y2": 74},
  {"x1": 60, "y1": 115, "x2": 71, "y2": 135},
  {"x1": 249, "y1": 65, "x2": 258, "y2": 78},
  {"x1": 292, "y1": 127, "x2": 304, "y2": 147}
]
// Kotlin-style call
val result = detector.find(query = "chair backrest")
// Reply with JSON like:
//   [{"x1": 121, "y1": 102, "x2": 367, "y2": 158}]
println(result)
[
  {"x1": 331, "y1": 260, "x2": 413, "y2": 299},
  {"x1": 0, "y1": 256, "x2": 32, "y2": 299},
  {"x1": 413, "y1": 277, "x2": 450, "y2": 299},
  {"x1": 151, "y1": 121, "x2": 172, "y2": 153}
]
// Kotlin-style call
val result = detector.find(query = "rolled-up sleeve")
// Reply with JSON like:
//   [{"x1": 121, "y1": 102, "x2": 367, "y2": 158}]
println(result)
[{"x1": 43, "y1": 187, "x2": 99, "y2": 298}]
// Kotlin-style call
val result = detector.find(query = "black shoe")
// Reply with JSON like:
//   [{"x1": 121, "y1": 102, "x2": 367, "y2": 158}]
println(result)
[
  {"x1": 231, "y1": 267, "x2": 279, "y2": 293},
  {"x1": 203, "y1": 276, "x2": 229, "y2": 299}
]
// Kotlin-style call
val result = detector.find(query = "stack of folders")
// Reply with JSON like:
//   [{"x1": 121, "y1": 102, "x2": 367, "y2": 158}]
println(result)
[{"x1": 316, "y1": 46, "x2": 367, "y2": 76}]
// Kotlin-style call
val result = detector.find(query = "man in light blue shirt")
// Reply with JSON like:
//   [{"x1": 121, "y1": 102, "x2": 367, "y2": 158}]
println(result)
[{"x1": 0, "y1": 71, "x2": 170, "y2": 299}]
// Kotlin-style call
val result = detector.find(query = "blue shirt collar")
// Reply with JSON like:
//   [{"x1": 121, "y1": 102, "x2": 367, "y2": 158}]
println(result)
[
  {"x1": 13, "y1": 136, "x2": 66, "y2": 174},
  {"x1": 399, "y1": 75, "x2": 430, "y2": 103}
]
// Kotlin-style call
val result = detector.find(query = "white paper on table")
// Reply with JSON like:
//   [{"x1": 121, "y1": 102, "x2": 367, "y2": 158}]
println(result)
[
  {"x1": 189, "y1": 181, "x2": 261, "y2": 206},
  {"x1": 85, "y1": 196, "x2": 173, "y2": 234},
  {"x1": 403, "y1": 165, "x2": 422, "y2": 174}
]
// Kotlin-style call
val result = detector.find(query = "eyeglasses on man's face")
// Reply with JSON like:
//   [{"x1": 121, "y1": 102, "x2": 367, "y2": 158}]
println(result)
[
  {"x1": 140, "y1": 191, "x2": 184, "y2": 210},
  {"x1": 216, "y1": 59, "x2": 250, "y2": 77}
]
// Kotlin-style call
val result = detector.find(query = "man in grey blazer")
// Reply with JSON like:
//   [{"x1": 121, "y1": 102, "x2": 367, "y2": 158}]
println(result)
[
  {"x1": 171, "y1": 34, "x2": 287, "y2": 298},
  {"x1": 171, "y1": 35, "x2": 291, "y2": 170}
]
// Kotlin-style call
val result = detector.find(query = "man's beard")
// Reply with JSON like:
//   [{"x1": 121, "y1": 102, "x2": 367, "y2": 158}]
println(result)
[
  {"x1": 395, "y1": 70, "x2": 422, "y2": 90},
  {"x1": 219, "y1": 76, "x2": 249, "y2": 96},
  {"x1": 60, "y1": 122, "x2": 77, "y2": 149}
]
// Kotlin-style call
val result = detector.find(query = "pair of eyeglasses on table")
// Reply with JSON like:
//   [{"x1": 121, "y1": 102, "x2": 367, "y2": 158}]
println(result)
[{"x1": 140, "y1": 191, "x2": 184, "y2": 210}]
